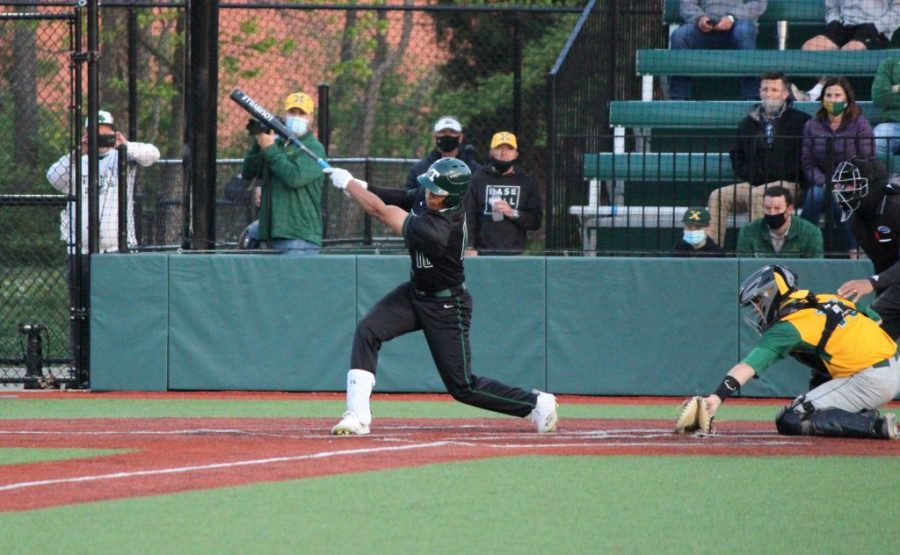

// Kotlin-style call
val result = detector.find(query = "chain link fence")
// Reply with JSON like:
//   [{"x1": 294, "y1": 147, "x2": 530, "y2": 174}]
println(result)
[{"x1": 0, "y1": 5, "x2": 80, "y2": 388}]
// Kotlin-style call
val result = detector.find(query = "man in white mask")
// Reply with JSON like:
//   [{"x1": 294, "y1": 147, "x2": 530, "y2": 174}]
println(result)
[
  {"x1": 241, "y1": 91, "x2": 325, "y2": 254},
  {"x1": 672, "y1": 207, "x2": 724, "y2": 256},
  {"x1": 706, "y1": 72, "x2": 811, "y2": 248}
]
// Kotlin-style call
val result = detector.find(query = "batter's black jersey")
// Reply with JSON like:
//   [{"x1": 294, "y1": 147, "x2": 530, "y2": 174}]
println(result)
[{"x1": 370, "y1": 185, "x2": 466, "y2": 293}]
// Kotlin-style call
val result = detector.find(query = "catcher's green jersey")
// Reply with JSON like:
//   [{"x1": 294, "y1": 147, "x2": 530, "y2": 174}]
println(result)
[{"x1": 743, "y1": 293, "x2": 897, "y2": 378}]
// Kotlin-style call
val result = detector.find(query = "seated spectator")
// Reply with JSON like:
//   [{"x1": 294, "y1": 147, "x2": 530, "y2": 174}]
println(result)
[
  {"x1": 668, "y1": 0, "x2": 767, "y2": 100},
  {"x1": 737, "y1": 186, "x2": 824, "y2": 258},
  {"x1": 872, "y1": 55, "x2": 900, "y2": 162},
  {"x1": 672, "y1": 207, "x2": 724, "y2": 257},
  {"x1": 404, "y1": 116, "x2": 480, "y2": 190},
  {"x1": 800, "y1": 77, "x2": 873, "y2": 252},
  {"x1": 707, "y1": 72, "x2": 810, "y2": 246},
  {"x1": 464, "y1": 131, "x2": 542, "y2": 256},
  {"x1": 802, "y1": 1, "x2": 900, "y2": 101}
]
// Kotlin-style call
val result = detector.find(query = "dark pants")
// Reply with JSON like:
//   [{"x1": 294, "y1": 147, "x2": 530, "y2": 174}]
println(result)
[
  {"x1": 669, "y1": 20, "x2": 760, "y2": 100},
  {"x1": 872, "y1": 283, "x2": 900, "y2": 340},
  {"x1": 351, "y1": 282, "x2": 536, "y2": 417}
]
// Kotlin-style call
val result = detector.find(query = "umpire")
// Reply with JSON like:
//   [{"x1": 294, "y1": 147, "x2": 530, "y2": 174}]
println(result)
[
  {"x1": 832, "y1": 157, "x2": 900, "y2": 338},
  {"x1": 321, "y1": 158, "x2": 558, "y2": 435}
]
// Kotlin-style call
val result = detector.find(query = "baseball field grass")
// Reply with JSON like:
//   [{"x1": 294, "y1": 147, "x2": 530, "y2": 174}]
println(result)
[{"x1": 0, "y1": 392, "x2": 897, "y2": 554}]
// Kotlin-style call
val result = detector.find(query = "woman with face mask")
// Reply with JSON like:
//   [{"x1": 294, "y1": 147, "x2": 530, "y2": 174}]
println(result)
[
  {"x1": 800, "y1": 77, "x2": 874, "y2": 256},
  {"x1": 241, "y1": 91, "x2": 325, "y2": 255}
]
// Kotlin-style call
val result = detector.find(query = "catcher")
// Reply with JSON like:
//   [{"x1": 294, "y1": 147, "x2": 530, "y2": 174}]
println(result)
[{"x1": 676, "y1": 264, "x2": 899, "y2": 440}]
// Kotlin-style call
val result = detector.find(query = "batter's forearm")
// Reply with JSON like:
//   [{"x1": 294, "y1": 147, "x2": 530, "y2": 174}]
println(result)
[{"x1": 347, "y1": 181, "x2": 406, "y2": 234}]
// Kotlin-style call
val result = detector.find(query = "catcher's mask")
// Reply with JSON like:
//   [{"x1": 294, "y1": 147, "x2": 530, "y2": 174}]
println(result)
[
  {"x1": 831, "y1": 159, "x2": 869, "y2": 222},
  {"x1": 416, "y1": 157, "x2": 471, "y2": 210},
  {"x1": 738, "y1": 265, "x2": 798, "y2": 334}
]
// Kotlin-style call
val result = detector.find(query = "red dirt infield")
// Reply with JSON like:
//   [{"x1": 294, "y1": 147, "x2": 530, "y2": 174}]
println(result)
[{"x1": 1, "y1": 408, "x2": 897, "y2": 512}]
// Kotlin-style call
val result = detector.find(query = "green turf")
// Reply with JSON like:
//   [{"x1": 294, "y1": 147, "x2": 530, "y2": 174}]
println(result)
[
  {"x1": 0, "y1": 448, "x2": 130, "y2": 466},
  {"x1": 0, "y1": 456, "x2": 896, "y2": 554},
  {"x1": 0, "y1": 397, "x2": 784, "y2": 421}
]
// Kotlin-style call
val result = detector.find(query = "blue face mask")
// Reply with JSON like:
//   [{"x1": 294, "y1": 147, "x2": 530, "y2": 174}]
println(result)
[
  {"x1": 683, "y1": 229, "x2": 706, "y2": 246},
  {"x1": 285, "y1": 115, "x2": 308, "y2": 136}
]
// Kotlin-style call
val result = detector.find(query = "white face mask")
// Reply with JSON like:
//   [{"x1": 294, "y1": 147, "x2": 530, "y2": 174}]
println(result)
[
  {"x1": 760, "y1": 98, "x2": 785, "y2": 116},
  {"x1": 285, "y1": 115, "x2": 309, "y2": 136},
  {"x1": 683, "y1": 229, "x2": 706, "y2": 246}
]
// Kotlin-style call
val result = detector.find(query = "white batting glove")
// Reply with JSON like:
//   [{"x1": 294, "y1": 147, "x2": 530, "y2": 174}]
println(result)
[{"x1": 323, "y1": 167, "x2": 367, "y2": 192}]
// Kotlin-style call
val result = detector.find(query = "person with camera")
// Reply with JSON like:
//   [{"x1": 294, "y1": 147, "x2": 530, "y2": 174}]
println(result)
[
  {"x1": 241, "y1": 91, "x2": 325, "y2": 254},
  {"x1": 668, "y1": 0, "x2": 767, "y2": 101},
  {"x1": 46, "y1": 109, "x2": 160, "y2": 254}
]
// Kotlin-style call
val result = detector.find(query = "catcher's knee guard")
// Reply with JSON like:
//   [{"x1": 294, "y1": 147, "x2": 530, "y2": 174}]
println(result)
[{"x1": 775, "y1": 406, "x2": 810, "y2": 436}]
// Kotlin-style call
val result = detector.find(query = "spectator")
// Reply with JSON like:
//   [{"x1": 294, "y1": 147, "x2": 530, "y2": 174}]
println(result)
[
  {"x1": 668, "y1": 0, "x2": 768, "y2": 100},
  {"x1": 464, "y1": 131, "x2": 542, "y2": 256},
  {"x1": 672, "y1": 207, "x2": 725, "y2": 256},
  {"x1": 46, "y1": 109, "x2": 159, "y2": 253},
  {"x1": 800, "y1": 77, "x2": 874, "y2": 252},
  {"x1": 404, "y1": 116, "x2": 481, "y2": 190},
  {"x1": 736, "y1": 186, "x2": 824, "y2": 258},
  {"x1": 802, "y1": 1, "x2": 900, "y2": 101},
  {"x1": 241, "y1": 91, "x2": 325, "y2": 254},
  {"x1": 872, "y1": 55, "x2": 900, "y2": 161},
  {"x1": 707, "y1": 72, "x2": 811, "y2": 246}
]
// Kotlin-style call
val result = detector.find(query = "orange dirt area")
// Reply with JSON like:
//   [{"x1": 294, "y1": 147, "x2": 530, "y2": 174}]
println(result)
[{"x1": 1, "y1": 416, "x2": 897, "y2": 512}]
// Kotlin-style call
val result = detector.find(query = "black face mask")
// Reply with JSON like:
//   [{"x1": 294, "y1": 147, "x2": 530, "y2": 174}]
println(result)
[
  {"x1": 490, "y1": 157, "x2": 514, "y2": 173},
  {"x1": 764, "y1": 212, "x2": 787, "y2": 229},
  {"x1": 435, "y1": 135, "x2": 460, "y2": 153}
]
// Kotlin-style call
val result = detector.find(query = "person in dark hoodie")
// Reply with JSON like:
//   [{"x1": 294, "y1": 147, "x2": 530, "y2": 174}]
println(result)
[
  {"x1": 464, "y1": 131, "x2": 543, "y2": 256},
  {"x1": 404, "y1": 116, "x2": 481, "y2": 190},
  {"x1": 832, "y1": 156, "x2": 900, "y2": 339},
  {"x1": 707, "y1": 72, "x2": 811, "y2": 247}
]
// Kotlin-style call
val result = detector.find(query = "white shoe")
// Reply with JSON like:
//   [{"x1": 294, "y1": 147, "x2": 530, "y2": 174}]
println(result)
[
  {"x1": 882, "y1": 413, "x2": 898, "y2": 440},
  {"x1": 807, "y1": 82, "x2": 823, "y2": 102},
  {"x1": 529, "y1": 391, "x2": 559, "y2": 433},
  {"x1": 331, "y1": 411, "x2": 370, "y2": 436}
]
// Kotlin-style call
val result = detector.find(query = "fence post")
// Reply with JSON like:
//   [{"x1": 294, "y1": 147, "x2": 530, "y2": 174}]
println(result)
[{"x1": 117, "y1": 144, "x2": 129, "y2": 252}]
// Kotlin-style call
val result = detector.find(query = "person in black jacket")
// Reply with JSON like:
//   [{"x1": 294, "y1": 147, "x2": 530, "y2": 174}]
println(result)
[
  {"x1": 464, "y1": 132, "x2": 542, "y2": 255},
  {"x1": 404, "y1": 116, "x2": 481, "y2": 190},
  {"x1": 672, "y1": 207, "x2": 724, "y2": 257},
  {"x1": 707, "y1": 72, "x2": 811, "y2": 247},
  {"x1": 832, "y1": 156, "x2": 900, "y2": 339}
]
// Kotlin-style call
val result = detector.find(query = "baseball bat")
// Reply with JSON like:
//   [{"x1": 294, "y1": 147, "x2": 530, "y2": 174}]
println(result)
[{"x1": 229, "y1": 88, "x2": 330, "y2": 169}]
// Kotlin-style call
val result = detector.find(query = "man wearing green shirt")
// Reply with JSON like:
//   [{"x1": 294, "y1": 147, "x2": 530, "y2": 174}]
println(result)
[
  {"x1": 241, "y1": 91, "x2": 325, "y2": 254},
  {"x1": 736, "y1": 186, "x2": 824, "y2": 258}
]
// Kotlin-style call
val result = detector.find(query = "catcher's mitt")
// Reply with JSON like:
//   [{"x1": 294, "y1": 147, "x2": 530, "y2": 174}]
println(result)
[{"x1": 674, "y1": 396, "x2": 714, "y2": 436}]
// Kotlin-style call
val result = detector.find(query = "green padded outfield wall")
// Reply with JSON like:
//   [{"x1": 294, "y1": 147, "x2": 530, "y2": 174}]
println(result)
[{"x1": 91, "y1": 255, "x2": 880, "y2": 397}]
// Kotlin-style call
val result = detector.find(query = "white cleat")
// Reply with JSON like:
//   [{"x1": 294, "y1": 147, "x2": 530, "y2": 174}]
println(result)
[
  {"x1": 330, "y1": 411, "x2": 370, "y2": 436},
  {"x1": 883, "y1": 413, "x2": 898, "y2": 440},
  {"x1": 529, "y1": 391, "x2": 559, "y2": 433}
]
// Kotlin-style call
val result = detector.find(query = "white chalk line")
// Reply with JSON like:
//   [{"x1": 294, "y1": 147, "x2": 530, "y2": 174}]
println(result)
[{"x1": 0, "y1": 441, "x2": 450, "y2": 494}]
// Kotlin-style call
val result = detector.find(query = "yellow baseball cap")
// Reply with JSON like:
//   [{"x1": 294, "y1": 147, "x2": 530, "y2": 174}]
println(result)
[
  {"x1": 490, "y1": 131, "x2": 517, "y2": 150},
  {"x1": 284, "y1": 92, "x2": 314, "y2": 114}
]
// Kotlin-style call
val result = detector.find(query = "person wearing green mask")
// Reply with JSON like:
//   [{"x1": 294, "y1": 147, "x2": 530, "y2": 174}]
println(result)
[{"x1": 800, "y1": 77, "x2": 874, "y2": 255}]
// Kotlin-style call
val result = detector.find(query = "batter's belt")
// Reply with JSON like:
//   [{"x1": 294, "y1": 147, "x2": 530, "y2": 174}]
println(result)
[{"x1": 413, "y1": 283, "x2": 467, "y2": 298}]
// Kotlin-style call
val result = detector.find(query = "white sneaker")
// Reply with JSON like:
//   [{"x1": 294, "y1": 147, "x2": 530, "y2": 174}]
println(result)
[
  {"x1": 331, "y1": 411, "x2": 370, "y2": 436},
  {"x1": 807, "y1": 82, "x2": 823, "y2": 102},
  {"x1": 882, "y1": 413, "x2": 898, "y2": 440},
  {"x1": 529, "y1": 391, "x2": 559, "y2": 433}
]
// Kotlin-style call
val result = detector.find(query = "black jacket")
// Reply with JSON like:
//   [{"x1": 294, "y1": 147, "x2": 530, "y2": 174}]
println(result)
[
  {"x1": 730, "y1": 103, "x2": 811, "y2": 187},
  {"x1": 404, "y1": 146, "x2": 481, "y2": 190},
  {"x1": 847, "y1": 158, "x2": 900, "y2": 287},
  {"x1": 672, "y1": 238, "x2": 725, "y2": 257},
  {"x1": 464, "y1": 163, "x2": 542, "y2": 255}
]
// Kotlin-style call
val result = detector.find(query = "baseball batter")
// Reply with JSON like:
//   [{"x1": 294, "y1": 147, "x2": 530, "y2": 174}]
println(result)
[
  {"x1": 699, "y1": 264, "x2": 899, "y2": 439},
  {"x1": 322, "y1": 158, "x2": 558, "y2": 435}
]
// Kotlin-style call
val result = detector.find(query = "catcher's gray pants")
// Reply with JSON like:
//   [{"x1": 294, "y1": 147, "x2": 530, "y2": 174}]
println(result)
[{"x1": 800, "y1": 355, "x2": 900, "y2": 413}]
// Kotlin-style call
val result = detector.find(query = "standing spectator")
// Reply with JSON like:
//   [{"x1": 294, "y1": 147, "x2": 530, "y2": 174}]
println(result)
[
  {"x1": 464, "y1": 132, "x2": 542, "y2": 256},
  {"x1": 707, "y1": 72, "x2": 811, "y2": 246},
  {"x1": 46, "y1": 109, "x2": 159, "y2": 253},
  {"x1": 241, "y1": 91, "x2": 325, "y2": 254},
  {"x1": 832, "y1": 157, "x2": 900, "y2": 339},
  {"x1": 669, "y1": 0, "x2": 768, "y2": 100},
  {"x1": 404, "y1": 116, "x2": 481, "y2": 190},
  {"x1": 737, "y1": 186, "x2": 824, "y2": 258},
  {"x1": 872, "y1": 55, "x2": 900, "y2": 161},
  {"x1": 673, "y1": 207, "x2": 724, "y2": 256},
  {"x1": 802, "y1": 1, "x2": 900, "y2": 101},
  {"x1": 800, "y1": 77, "x2": 874, "y2": 251}
]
